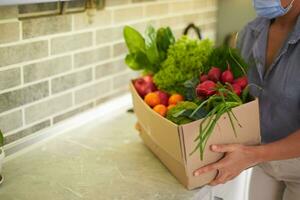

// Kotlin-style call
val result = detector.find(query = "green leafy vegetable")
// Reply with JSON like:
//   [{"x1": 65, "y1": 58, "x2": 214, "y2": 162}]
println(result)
[
  {"x1": 156, "y1": 27, "x2": 175, "y2": 61},
  {"x1": 182, "y1": 78, "x2": 200, "y2": 102},
  {"x1": 124, "y1": 26, "x2": 146, "y2": 54},
  {"x1": 166, "y1": 101, "x2": 207, "y2": 125},
  {"x1": 145, "y1": 25, "x2": 160, "y2": 65},
  {"x1": 154, "y1": 36, "x2": 213, "y2": 95},
  {"x1": 125, "y1": 52, "x2": 150, "y2": 71},
  {"x1": 123, "y1": 25, "x2": 175, "y2": 74}
]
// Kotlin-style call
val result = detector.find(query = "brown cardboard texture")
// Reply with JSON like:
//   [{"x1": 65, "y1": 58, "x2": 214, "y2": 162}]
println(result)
[{"x1": 130, "y1": 82, "x2": 261, "y2": 190}]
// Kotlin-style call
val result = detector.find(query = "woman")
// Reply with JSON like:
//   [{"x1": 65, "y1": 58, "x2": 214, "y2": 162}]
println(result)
[{"x1": 193, "y1": 0, "x2": 300, "y2": 199}]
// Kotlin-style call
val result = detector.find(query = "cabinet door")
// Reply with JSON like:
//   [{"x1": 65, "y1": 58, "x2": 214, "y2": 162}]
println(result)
[{"x1": 0, "y1": 0, "x2": 73, "y2": 6}]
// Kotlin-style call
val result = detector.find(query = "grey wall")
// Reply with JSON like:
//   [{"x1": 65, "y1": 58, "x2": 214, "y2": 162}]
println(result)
[{"x1": 217, "y1": 0, "x2": 256, "y2": 45}]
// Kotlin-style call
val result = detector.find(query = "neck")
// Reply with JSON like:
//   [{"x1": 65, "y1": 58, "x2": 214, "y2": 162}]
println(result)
[{"x1": 275, "y1": 1, "x2": 300, "y2": 27}]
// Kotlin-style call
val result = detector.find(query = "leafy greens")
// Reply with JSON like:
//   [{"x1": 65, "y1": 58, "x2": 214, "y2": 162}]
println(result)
[
  {"x1": 153, "y1": 36, "x2": 213, "y2": 95},
  {"x1": 123, "y1": 25, "x2": 175, "y2": 74}
]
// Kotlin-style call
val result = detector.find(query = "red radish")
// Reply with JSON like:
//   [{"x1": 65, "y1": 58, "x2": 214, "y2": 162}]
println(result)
[
  {"x1": 221, "y1": 64, "x2": 234, "y2": 84},
  {"x1": 233, "y1": 76, "x2": 248, "y2": 89},
  {"x1": 200, "y1": 74, "x2": 209, "y2": 83},
  {"x1": 231, "y1": 83, "x2": 242, "y2": 96},
  {"x1": 196, "y1": 80, "x2": 216, "y2": 97},
  {"x1": 134, "y1": 77, "x2": 156, "y2": 97},
  {"x1": 155, "y1": 91, "x2": 169, "y2": 106},
  {"x1": 208, "y1": 67, "x2": 222, "y2": 82}
]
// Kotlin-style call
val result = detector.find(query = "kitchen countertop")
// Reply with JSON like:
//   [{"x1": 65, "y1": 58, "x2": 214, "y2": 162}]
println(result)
[{"x1": 0, "y1": 111, "x2": 200, "y2": 200}]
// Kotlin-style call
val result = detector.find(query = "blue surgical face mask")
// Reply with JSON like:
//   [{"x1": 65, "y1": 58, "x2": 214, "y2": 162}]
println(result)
[{"x1": 253, "y1": 0, "x2": 295, "y2": 19}]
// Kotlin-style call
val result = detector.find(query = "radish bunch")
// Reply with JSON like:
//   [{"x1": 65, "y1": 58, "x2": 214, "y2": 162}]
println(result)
[{"x1": 196, "y1": 65, "x2": 248, "y2": 99}]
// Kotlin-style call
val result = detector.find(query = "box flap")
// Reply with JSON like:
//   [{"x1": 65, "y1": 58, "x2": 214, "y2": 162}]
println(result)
[{"x1": 130, "y1": 82, "x2": 184, "y2": 164}]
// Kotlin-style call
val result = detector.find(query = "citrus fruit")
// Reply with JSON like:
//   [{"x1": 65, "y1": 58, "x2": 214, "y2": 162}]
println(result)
[
  {"x1": 153, "y1": 104, "x2": 167, "y2": 117},
  {"x1": 144, "y1": 92, "x2": 160, "y2": 107},
  {"x1": 167, "y1": 104, "x2": 176, "y2": 110},
  {"x1": 168, "y1": 94, "x2": 184, "y2": 105}
]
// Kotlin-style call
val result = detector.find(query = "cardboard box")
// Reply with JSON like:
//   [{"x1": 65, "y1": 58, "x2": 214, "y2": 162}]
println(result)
[{"x1": 130, "y1": 82, "x2": 261, "y2": 190}]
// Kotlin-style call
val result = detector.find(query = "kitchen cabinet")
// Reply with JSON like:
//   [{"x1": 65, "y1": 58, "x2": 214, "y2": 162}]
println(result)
[{"x1": 0, "y1": 0, "x2": 72, "y2": 6}]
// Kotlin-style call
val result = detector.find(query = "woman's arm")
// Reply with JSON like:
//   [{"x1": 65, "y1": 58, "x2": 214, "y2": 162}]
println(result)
[{"x1": 193, "y1": 129, "x2": 300, "y2": 186}]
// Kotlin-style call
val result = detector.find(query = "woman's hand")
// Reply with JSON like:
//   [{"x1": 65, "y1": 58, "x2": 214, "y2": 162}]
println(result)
[{"x1": 193, "y1": 144, "x2": 261, "y2": 186}]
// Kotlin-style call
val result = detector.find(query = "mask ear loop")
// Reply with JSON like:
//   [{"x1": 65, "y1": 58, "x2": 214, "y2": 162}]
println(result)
[{"x1": 286, "y1": 0, "x2": 295, "y2": 11}]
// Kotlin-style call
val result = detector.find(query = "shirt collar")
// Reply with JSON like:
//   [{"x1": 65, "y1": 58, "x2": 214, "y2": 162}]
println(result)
[
  {"x1": 288, "y1": 15, "x2": 300, "y2": 44},
  {"x1": 248, "y1": 17, "x2": 270, "y2": 37},
  {"x1": 248, "y1": 16, "x2": 300, "y2": 44}
]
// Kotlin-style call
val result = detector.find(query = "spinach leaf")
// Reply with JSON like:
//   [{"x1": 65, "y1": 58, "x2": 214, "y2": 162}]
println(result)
[
  {"x1": 123, "y1": 25, "x2": 175, "y2": 74},
  {"x1": 183, "y1": 78, "x2": 199, "y2": 101},
  {"x1": 145, "y1": 25, "x2": 160, "y2": 64},
  {"x1": 189, "y1": 108, "x2": 208, "y2": 120},
  {"x1": 125, "y1": 52, "x2": 151, "y2": 71},
  {"x1": 156, "y1": 27, "x2": 175, "y2": 61},
  {"x1": 123, "y1": 26, "x2": 146, "y2": 54}
]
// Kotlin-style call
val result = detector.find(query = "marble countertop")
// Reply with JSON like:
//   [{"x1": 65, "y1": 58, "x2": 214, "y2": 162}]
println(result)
[{"x1": 0, "y1": 112, "x2": 200, "y2": 200}]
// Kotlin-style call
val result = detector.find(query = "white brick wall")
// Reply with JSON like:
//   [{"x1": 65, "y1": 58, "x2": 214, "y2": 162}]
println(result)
[{"x1": 0, "y1": 0, "x2": 218, "y2": 146}]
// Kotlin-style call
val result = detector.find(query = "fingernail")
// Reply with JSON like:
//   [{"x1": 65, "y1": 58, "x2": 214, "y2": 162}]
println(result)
[
  {"x1": 211, "y1": 145, "x2": 217, "y2": 150},
  {"x1": 194, "y1": 171, "x2": 199, "y2": 176}
]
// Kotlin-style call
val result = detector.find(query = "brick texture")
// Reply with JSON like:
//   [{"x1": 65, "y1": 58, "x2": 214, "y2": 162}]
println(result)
[{"x1": 0, "y1": 0, "x2": 218, "y2": 147}]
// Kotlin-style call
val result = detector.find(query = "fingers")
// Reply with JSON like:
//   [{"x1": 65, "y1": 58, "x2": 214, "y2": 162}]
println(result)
[
  {"x1": 209, "y1": 170, "x2": 226, "y2": 186},
  {"x1": 194, "y1": 161, "x2": 223, "y2": 176},
  {"x1": 209, "y1": 170, "x2": 234, "y2": 186},
  {"x1": 210, "y1": 144, "x2": 239, "y2": 153}
]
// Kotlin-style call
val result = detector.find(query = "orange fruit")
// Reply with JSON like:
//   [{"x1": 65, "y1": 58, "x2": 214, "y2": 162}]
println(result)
[
  {"x1": 168, "y1": 94, "x2": 184, "y2": 105},
  {"x1": 167, "y1": 104, "x2": 176, "y2": 110},
  {"x1": 144, "y1": 92, "x2": 160, "y2": 107},
  {"x1": 153, "y1": 104, "x2": 167, "y2": 117}
]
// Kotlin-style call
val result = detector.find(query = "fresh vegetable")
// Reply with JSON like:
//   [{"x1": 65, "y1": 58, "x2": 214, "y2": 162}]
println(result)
[
  {"x1": 126, "y1": 26, "x2": 254, "y2": 160},
  {"x1": 182, "y1": 78, "x2": 200, "y2": 102},
  {"x1": 166, "y1": 101, "x2": 199, "y2": 125},
  {"x1": 156, "y1": 27, "x2": 176, "y2": 61},
  {"x1": 200, "y1": 74, "x2": 209, "y2": 83},
  {"x1": 134, "y1": 76, "x2": 156, "y2": 97},
  {"x1": 123, "y1": 26, "x2": 150, "y2": 71},
  {"x1": 221, "y1": 64, "x2": 234, "y2": 84},
  {"x1": 231, "y1": 83, "x2": 242, "y2": 96},
  {"x1": 233, "y1": 76, "x2": 248, "y2": 89},
  {"x1": 190, "y1": 84, "x2": 243, "y2": 160},
  {"x1": 153, "y1": 36, "x2": 213, "y2": 94},
  {"x1": 124, "y1": 25, "x2": 175, "y2": 74},
  {"x1": 204, "y1": 46, "x2": 248, "y2": 78},
  {"x1": 155, "y1": 91, "x2": 169, "y2": 106},
  {"x1": 196, "y1": 80, "x2": 216, "y2": 98},
  {"x1": 153, "y1": 104, "x2": 168, "y2": 117},
  {"x1": 208, "y1": 67, "x2": 222, "y2": 82},
  {"x1": 144, "y1": 92, "x2": 160, "y2": 107},
  {"x1": 168, "y1": 94, "x2": 184, "y2": 105}
]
